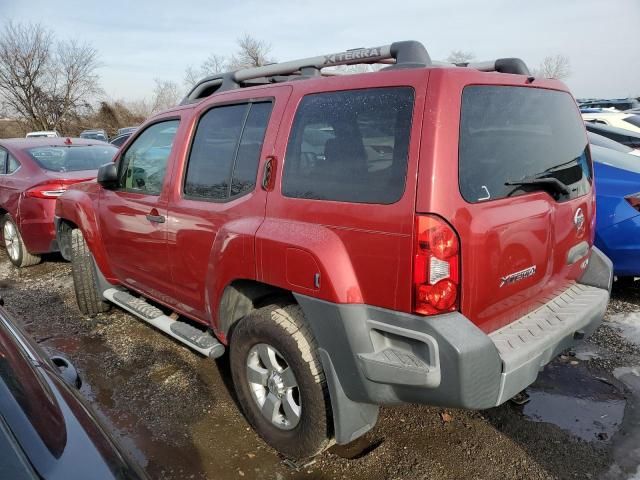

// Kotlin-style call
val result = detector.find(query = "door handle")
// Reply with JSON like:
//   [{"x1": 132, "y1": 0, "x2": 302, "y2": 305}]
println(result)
[
  {"x1": 146, "y1": 209, "x2": 165, "y2": 223},
  {"x1": 262, "y1": 155, "x2": 276, "y2": 191}
]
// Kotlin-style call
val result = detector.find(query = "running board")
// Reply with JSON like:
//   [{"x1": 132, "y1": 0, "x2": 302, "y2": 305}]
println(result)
[{"x1": 103, "y1": 288, "x2": 225, "y2": 359}]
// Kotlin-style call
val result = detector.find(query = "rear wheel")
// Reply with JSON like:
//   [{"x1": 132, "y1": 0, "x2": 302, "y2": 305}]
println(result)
[
  {"x1": 230, "y1": 303, "x2": 332, "y2": 459},
  {"x1": 2, "y1": 216, "x2": 41, "y2": 268},
  {"x1": 70, "y1": 229, "x2": 110, "y2": 316}
]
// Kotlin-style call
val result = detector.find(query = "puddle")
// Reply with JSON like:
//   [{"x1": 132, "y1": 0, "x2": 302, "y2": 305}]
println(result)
[
  {"x1": 608, "y1": 313, "x2": 640, "y2": 346},
  {"x1": 520, "y1": 362, "x2": 626, "y2": 442}
]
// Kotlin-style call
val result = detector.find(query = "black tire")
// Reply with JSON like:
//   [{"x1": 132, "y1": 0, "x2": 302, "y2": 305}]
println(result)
[
  {"x1": 230, "y1": 303, "x2": 333, "y2": 459},
  {"x1": 70, "y1": 229, "x2": 110, "y2": 316},
  {"x1": 616, "y1": 276, "x2": 637, "y2": 287},
  {"x1": 1, "y1": 215, "x2": 41, "y2": 268}
]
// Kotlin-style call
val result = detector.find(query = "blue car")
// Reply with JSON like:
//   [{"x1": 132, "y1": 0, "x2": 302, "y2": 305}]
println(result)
[{"x1": 591, "y1": 143, "x2": 640, "y2": 279}]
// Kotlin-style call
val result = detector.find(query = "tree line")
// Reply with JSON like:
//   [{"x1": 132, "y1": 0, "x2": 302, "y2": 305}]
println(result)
[{"x1": 0, "y1": 20, "x2": 576, "y2": 138}]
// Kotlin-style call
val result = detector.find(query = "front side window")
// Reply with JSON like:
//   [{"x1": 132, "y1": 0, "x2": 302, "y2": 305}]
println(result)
[
  {"x1": 184, "y1": 101, "x2": 272, "y2": 200},
  {"x1": 282, "y1": 87, "x2": 414, "y2": 204},
  {"x1": 623, "y1": 115, "x2": 640, "y2": 128},
  {"x1": 459, "y1": 86, "x2": 592, "y2": 203},
  {"x1": 118, "y1": 120, "x2": 179, "y2": 195}
]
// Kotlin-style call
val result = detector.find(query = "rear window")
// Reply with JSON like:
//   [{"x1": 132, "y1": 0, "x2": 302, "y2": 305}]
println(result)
[
  {"x1": 28, "y1": 145, "x2": 117, "y2": 172},
  {"x1": 459, "y1": 86, "x2": 591, "y2": 203},
  {"x1": 282, "y1": 87, "x2": 414, "y2": 204}
]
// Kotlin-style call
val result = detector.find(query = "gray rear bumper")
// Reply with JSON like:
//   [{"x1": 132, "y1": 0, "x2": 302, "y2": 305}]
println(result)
[{"x1": 295, "y1": 247, "x2": 612, "y2": 444}]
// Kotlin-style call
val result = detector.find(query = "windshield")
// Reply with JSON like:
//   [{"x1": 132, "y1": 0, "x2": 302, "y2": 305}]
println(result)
[
  {"x1": 591, "y1": 144, "x2": 640, "y2": 174},
  {"x1": 623, "y1": 115, "x2": 640, "y2": 128},
  {"x1": 588, "y1": 132, "x2": 633, "y2": 153},
  {"x1": 459, "y1": 86, "x2": 592, "y2": 203},
  {"x1": 28, "y1": 145, "x2": 117, "y2": 172},
  {"x1": 80, "y1": 132, "x2": 107, "y2": 141}
]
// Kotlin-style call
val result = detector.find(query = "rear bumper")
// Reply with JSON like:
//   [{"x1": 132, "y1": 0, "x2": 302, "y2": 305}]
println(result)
[
  {"x1": 296, "y1": 246, "x2": 612, "y2": 443},
  {"x1": 19, "y1": 218, "x2": 58, "y2": 254}
]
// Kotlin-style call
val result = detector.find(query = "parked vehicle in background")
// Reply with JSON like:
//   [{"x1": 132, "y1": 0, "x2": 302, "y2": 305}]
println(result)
[
  {"x1": 55, "y1": 41, "x2": 612, "y2": 460},
  {"x1": 582, "y1": 111, "x2": 640, "y2": 134},
  {"x1": 116, "y1": 127, "x2": 137, "y2": 136},
  {"x1": 588, "y1": 131, "x2": 640, "y2": 157},
  {"x1": 25, "y1": 131, "x2": 60, "y2": 138},
  {"x1": 0, "y1": 138, "x2": 117, "y2": 267},
  {"x1": 79, "y1": 129, "x2": 109, "y2": 142},
  {"x1": 109, "y1": 132, "x2": 133, "y2": 148},
  {"x1": 585, "y1": 122, "x2": 640, "y2": 149},
  {"x1": 591, "y1": 144, "x2": 640, "y2": 282},
  {"x1": 0, "y1": 299, "x2": 147, "y2": 480},
  {"x1": 579, "y1": 98, "x2": 640, "y2": 111}
]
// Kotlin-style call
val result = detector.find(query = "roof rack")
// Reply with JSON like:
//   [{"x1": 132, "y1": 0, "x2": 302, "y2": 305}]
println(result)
[
  {"x1": 455, "y1": 58, "x2": 531, "y2": 76},
  {"x1": 181, "y1": 41, "x2": 531, "y2": 104},
  {"x1": 182, "y1": 40, "x2": 431, "y2": 104}
]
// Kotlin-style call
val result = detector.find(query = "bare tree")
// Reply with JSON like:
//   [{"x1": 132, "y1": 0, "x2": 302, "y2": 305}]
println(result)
[
  {"x1": 184, "y1": 35, "x2": 275, "y2": 88},
  {"x1": 534, "y1": 54, "x2": 571, "y2": 80},
  {"x1": 0, "y1": 21, "x2": 101, "y2": 131},
  {"x1": 184, "y1": 53, "x2": 227, "y2": 88},
  {"x1": 228, "y1": 34, "x2": 274, "y2": 70},
  {"x1": 150, "y1": 79, "x2": 181, "y2": 114},
  {"x1": 446, "y1": 50, "x2": 476, "y2": 64}
]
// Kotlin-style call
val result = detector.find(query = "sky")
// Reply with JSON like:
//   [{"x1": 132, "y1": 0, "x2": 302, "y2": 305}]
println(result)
[{"x1": 2, "y1": 0, "x2": 639, "y2": 102}]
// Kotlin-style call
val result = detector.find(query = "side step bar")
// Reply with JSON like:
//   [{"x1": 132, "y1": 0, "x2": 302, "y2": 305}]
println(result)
[{"x1": 103, "y1": 288, "x2": 225, "y2": 359}]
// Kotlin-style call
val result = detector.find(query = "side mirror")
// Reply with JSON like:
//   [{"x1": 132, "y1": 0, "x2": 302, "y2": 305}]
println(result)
[{"x1": 97, "y1": 162, "x2": 118, "y2": 188}]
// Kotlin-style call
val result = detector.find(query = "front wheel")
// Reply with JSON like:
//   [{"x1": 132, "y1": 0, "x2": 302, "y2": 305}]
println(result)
[
  {"x1": 70, "y1": 229, "x2": 110, "y2": 316},
  {"x1": 230, "y1": 303, "x2": 333, "y2": 459},
  {"x1": 2, "y1": 215, "x2": 41, "y2": 268}
]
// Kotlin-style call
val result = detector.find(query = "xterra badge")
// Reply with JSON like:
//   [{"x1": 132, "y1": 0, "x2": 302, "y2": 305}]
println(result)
[{"x1": 500, "y1": 266, "x2": 537, "y2": 287}]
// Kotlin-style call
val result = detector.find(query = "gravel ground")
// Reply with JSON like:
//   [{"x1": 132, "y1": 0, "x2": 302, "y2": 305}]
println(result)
[{"x1": 1, "y1": 251, "x2": 639, "y2": 480}]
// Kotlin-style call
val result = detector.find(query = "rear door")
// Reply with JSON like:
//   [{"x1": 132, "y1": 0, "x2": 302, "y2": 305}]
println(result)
[
  {"x1": 165, "y1": 86, "x2": 291, "y2": 321},
  {"x1": 421, "y1": 77, "x2": 594, "y2": 333}
]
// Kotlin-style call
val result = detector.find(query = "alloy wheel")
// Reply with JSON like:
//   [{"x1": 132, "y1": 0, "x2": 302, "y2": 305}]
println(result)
[{"x1": 246, "y1": 343, "x2": 301, "y2": 430}]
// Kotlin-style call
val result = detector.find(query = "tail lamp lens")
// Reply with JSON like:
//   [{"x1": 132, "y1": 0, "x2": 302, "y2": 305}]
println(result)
[
  {"x1": 625, "y1": 193, "x2": 640, "y2": 211},
  {"x1": 414, "y1": 215, "x2": 460, "y2": 315},
  {"x1": 25, "y1": 180, "x2": 77, "y2": 199}
]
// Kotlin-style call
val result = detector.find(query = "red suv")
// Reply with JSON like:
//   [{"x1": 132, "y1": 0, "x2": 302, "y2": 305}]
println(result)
[
  {"x1": 55, "y1": 41, "x2": 613, "y2": 459},
  {"x1": 0, "y1": 138, "x2": 117, "y2": 267}
]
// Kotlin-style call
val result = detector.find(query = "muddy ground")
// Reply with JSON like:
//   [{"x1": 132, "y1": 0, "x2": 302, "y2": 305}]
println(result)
[{"x1": 1, "y1": 250, "x2": 640, "y2": 480}]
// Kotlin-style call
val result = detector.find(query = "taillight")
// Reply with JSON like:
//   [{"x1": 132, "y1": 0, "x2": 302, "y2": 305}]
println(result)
[
  {"x1": 413, "y1": 215, "x2": 460, "y2": 315},
  {"x1": 625, "y1": 193, "x2": 640, "y2": 211},
  {"x1": 25, "y1": 180, "x2": 78, "y2": 199}
]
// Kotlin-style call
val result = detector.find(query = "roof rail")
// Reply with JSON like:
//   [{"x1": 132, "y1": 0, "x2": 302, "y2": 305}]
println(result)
[
  {"x1": 181, "y1": 40, "x2": 431, "y2": 104},
  {"x1": 457, "y1": 58, "x2": 531, "y2": 76}
]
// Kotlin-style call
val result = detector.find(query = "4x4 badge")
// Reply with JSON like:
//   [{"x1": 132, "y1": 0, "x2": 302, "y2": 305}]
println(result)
[{"x1": 500, "y1": 266, "x2": 537, "y2": 287}]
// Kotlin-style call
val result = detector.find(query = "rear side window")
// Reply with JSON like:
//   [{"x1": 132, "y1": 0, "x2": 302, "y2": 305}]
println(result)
[
  {"x1": 0, "y1": 149, "x2": 6, "y2": 174},
  {"x1": 459, "y1": 86, "x2": 591, "y2": 203},
  {"x1": 7, "y1": 156, "x2": 19, "y2": 174},
  {"x1": 282, "y1": 87, "x2": 414, "y2": 204},
  {"x1": 184, "y1": 101, "x2": 272, "y2": 200}
]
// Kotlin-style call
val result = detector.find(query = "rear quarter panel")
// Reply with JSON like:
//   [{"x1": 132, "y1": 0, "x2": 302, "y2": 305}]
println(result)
[{"x1": 257, "y1": 70, "x2": 429, "y2": 311}]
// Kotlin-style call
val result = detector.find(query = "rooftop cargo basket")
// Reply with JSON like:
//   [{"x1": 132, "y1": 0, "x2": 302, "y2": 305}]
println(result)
[{"x1": 182, "y1": 40, "x2": 531, "y2": 104}]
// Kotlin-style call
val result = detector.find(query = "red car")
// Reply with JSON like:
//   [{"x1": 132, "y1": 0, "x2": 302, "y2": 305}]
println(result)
[
  {"x1": 56, "y1": 41, "x2": 613, "y2": 459},
  {"x1": 0, "y1": 138, "x2": 117, "y2": 267}
]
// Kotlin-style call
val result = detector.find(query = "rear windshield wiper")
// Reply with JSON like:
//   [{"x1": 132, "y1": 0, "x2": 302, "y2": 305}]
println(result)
[{"x1": 504, "y1": 177, "x2": 571, "y2": 196}]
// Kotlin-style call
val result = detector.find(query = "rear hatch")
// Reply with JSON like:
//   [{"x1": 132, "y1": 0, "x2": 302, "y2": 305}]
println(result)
[{"x1": 423, "y1": 82, "x2": 594, "y2": 333}]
